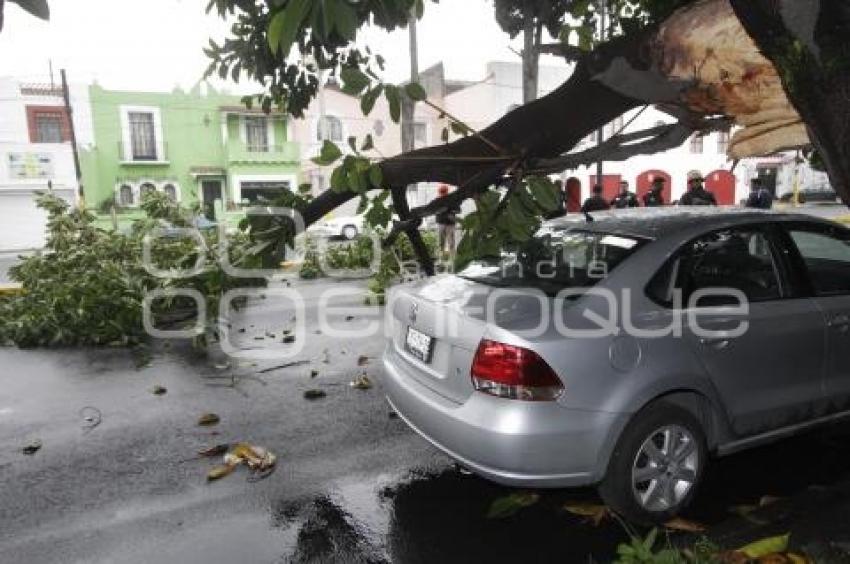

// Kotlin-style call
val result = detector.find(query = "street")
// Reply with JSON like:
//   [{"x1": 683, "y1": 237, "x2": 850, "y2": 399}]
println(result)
[{"x1": 2, "y1": 278, "x2": 850, "y2": 563}]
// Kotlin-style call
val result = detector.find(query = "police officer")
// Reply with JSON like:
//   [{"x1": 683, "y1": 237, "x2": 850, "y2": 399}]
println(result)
[
  {"x1": 679, "y1": 170, "x2": 717, "y2": 206},
  {"x1": 610, "y1": 181, "x2": 639, "y2": 208},
  {"x1": 581, "y1": 185, "x2": 610, "y2": 213},
  {"x1": 643, "y1": 177, "x2": 666, "y2": 207},
  {"x1": 745, "y1": 177, "x2": 774, "y2": 209}
]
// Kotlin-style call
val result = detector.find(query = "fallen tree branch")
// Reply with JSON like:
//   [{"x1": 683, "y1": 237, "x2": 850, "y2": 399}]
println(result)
[{"x1": 528, "y1": 117, "x2": 732, "y2": 175}]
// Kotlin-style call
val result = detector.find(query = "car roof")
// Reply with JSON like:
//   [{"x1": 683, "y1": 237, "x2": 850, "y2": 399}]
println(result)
[{"x1": 544, "y1": 207, "x2": 831, "y2": 240}]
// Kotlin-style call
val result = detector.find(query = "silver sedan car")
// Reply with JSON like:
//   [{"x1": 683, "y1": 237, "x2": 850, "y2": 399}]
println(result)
[{"x1": 383, "y1": 207, "x2": 850, "y2": 523}]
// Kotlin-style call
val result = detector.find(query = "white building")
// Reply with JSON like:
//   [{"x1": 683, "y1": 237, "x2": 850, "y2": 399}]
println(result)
[
  {"x1": 443, "y1": 61, "x2": 824, "y2": 206},
  {"x1": 0, "y1": 77, "x2": 93, "y2": 250}
]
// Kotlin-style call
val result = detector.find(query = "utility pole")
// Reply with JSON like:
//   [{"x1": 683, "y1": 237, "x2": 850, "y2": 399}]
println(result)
[
  {"x1": 60, "y1": 69, "x2": 84, "y2": 207},
  {"x1": 401, "y1": 11, "x2": 420, "y2": 204},
  {"x1": 595, "y1": 0, "x2": 607, "y2": 189}
]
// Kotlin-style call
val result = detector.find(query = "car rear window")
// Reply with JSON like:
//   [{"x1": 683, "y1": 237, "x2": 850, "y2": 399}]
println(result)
[{"x1": 457, "y1": 228, "x2": 646, "y2": 295}]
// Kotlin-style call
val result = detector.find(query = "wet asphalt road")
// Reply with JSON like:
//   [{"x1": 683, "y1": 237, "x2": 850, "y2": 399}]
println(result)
[{"x1": 5, "y1": 278, "x2": 850, "y2": 561}]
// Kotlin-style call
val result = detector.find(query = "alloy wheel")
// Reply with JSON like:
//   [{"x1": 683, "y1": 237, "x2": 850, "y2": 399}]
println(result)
[{"x1": 631, "y1": 424, "x2": 699, "y2": 512}]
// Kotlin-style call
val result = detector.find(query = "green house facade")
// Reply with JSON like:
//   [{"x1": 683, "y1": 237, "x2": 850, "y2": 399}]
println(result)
[{"x1": 81, "y1": 84, "x2": 300, "y2": 221}]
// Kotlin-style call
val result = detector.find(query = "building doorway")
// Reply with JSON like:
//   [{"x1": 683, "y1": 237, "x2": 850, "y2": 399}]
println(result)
[
  {"x1": 201, "y1": 180, "x2": 223, "y2": 221},
  {"x1": 704, "y1": 170, "x2": 736, "y2": 205}
]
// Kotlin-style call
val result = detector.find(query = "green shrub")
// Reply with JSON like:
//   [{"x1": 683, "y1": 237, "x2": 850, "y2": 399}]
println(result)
[{"x1": 0, "y1": 192, "x2": 265, "y2": 347}]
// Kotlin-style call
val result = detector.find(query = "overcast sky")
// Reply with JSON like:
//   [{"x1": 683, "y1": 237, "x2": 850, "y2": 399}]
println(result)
[{"x1": 0, "y1": 0, "x2": 556, "y2": 91}]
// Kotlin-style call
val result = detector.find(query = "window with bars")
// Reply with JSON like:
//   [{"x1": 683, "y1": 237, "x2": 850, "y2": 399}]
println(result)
[
  {"x1": 689, "y1": 133, "x2": 704, "y2": 154},
  {"x1": 129, "y1": 112, "x2": 158, "y2": 160},
  {"x1": 244, "y1": 116, "x2": 269, "y2": 152},
  {"x1": 163, "y1": 184, "x2": 178, "y2": 201},
  {"x1": 26, "y1": 106, "x2": 68, "y2": 143},
  {"x1": 35, "y1": 113, "x2": 63, "y2": 143},
  {"x1": 317, "y1": 116, "x2": 343, "y2": 142},
  {"x1": 717, "y1": 131, "x2": 730, "y2": 154},
  {"x1": 118, "y1": 184, "x2": 134, "y2": 206}
]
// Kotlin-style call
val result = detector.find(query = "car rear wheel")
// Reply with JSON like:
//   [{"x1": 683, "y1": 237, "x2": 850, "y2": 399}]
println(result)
[
  {"x1": 342, "y1": 225, "x2": 358, "y2": 240},
  {"x1": 599, "y1": 402, "x2": 707, "y2": 525}
]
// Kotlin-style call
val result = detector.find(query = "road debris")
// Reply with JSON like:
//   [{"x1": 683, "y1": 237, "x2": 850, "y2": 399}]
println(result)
[
  {"x1": 256, "y1": 359, "x2": 310, "y2": 374},
  {"x1": 304, "y1": 389, "x2": 327, "y2": 400},
  {"x1": 664, "y1": 516, "x2": 706, "y2": 533},
  {"x1": 22, "y1": 440, "x2": 42, "y2": 455},
  {"x1": 206, "y1": 443, "x2": 277, "y2": 482},
  {"x1": 151, "y1": 385, "x2": 167, "y2": 396},
  {"x1": 197, "y1": 413, "x2": 221, "y2": 426},
  {"x1": 562, "y1": 502, "x2": 610, "y2": 526},
  {"x1": 310, "y1": 369, "x2": 319, "y2": 378},
  {"x1": 357, "y1": 355, "x2": 370, "y2": 366},
  {"x1": 79, "y1": 406, "x2": 102, "y2": 432},
  {"x1": 487, "y1": 492, "x2": 540, "y2": 519},
  {"x1": 282, "y1": 335, "x2": 296, "y2": 344},
  {"x1": 198, "y1": 444, "x2": 230, "y2": 458},
  {"x1": 207, "y1": 463, "x2": 236, "y2": 481},
  {"x1": 350, "y1": 374, "x2": 373, "y2": 390},
  {"x1": 345, "y1": 315, "x2": 355, "y2": 321}
]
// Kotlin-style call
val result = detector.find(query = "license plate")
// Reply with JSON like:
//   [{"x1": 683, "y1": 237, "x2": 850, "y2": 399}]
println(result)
[{"x1": 405, "y1": 326, "x2": 433, "y2": 362}]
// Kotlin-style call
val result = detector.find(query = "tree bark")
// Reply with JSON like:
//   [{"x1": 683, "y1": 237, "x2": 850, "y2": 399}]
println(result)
[{"x1": 729, "y1": 0, "x2": 850, "y2": 204}]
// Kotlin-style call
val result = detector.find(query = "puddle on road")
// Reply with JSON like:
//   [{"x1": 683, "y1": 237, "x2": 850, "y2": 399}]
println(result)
[{"x1": 268, "y1": 423, "x2": 850, "y2": 563}]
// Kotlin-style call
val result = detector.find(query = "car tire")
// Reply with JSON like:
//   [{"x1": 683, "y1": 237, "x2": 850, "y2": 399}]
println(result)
[
  {"x1": 342, "y1": 225, "x2": 358, "y2": 240},
  {"x1": 598, "y1": 401, "x2": 707, "y2": 525}
]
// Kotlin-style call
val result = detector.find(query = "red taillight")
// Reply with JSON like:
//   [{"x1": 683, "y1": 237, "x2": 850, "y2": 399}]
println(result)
[{"x1": 470, "y1": 339, "x2": 563, "y2": 401}]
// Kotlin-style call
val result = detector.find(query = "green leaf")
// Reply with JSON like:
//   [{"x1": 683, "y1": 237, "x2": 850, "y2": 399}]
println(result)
[
  {"x1": 360, "y1": 85, "x2": 383, "y2": 116},
  {"x1": 330, "y1": 166, "x2": 348, "y2": 192},
  {"x1": 360, "y1": 134, "x2": 374, "y2": 152},
  {"x1": 528, "y1": 177, "x2": 561, "y2": 212},
  {"x1": 340, "y1": 67, "x2": 370, "y2": 96},
  {"x1": 311, "y1": 140, "x2": 343, "y2": 166},
  {"x1": 450, "y1": 121, "x2": 470, "y2": 136},
  {"x1": 738, "y1": 534, "x2": 790, "y2": 559},
  {"x1": 267, "y1": 0, "x2": 310, "y2": 57},
  {"x1": 404, "y1": 82, "x2": 427, "y2": 102},
  {"x1": 368, "y1": 164, "x2": 383, "y2": 188},
  {"x1": 486, "y1": 492, "x2": 539, "y2": 519},
  {"x1": 332, "y1": 0, "x2": 358, "y2": 40},
  {"x1": 384, "y1": 85, "x2": 401, "y2": 123},
  {"x1": 356, "y1": 195, "x2": 369, "y2": 214}
]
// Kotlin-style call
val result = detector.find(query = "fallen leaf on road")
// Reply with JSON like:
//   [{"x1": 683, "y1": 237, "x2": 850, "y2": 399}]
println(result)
[
  {"x1": 207, "y1": 463, "x2": 236, "y2": 481},
  {"x1": 282, "y1": 329, "x2": 292, "y2": 336},
  {"x1": 304, "y1": 389, "x2": 327, "y2": 400},
  {"x1": 282, "y1": 335, "x2": 296, "y2": 344},
  {"x1": 664, "y1": 516, "x2": 706, "y2": 533},
  {"x1": 22, "y1": 440, "x2": 42, "y2": 455},
  {"x1": 738, "y1": 534, "x2": 791, "y2": 559},
  {"x1": 487, "y1": 492, "x2": 539, "y2": 519},
  {"x1": 198, "y1": 444, "x2": 230, "y2": 457},
  {"x1": 357, "y1": 355, "x2": 370, "y2": 366},
  {"x1": 310, "y1": 369, "x2": 319, "y2": 378},
  {"x1": 197, "y1": 413, "x2": 221, "y2": 426},
  {"x1": 225, "y1": 442, "x2": 276, "y2": 471},
  {"x1": 350, "y1": 374, "x2": 373, "y2": 390},
  {"x1": 345, "y1": 315, "x2": 355, "y2": 321},
  {"x1": 152, "y1": 385, "x2": 167, "y2": 395},
  {"x1": 563, "y1": 502, "x2": 610, "y2": 526},
  {"x1": 388, "y1": 411, "x2": 399, "y2": 419}
]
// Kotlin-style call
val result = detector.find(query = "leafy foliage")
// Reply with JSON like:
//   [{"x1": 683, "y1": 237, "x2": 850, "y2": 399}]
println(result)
[
  {"x1": 204, "y1": 0, "x2": 428, "y2": 117},
  {"x1": 455, "y1": 176, "x2": 563, "y2": 270},
  {"x1": 0, "y1": 192, "x2": 265, "y2": 347}
]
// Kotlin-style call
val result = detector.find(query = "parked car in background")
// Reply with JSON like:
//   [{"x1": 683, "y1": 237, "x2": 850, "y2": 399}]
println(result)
[
  {"x1": 383, "y1": 207, "x2": 850, "y2": 523},
  {"x1": 778, "y1": 184, "x2": 838, "y2": 204},
  {"x1": 308, "y1": 215, "x2": 366, "y2": 240}
]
